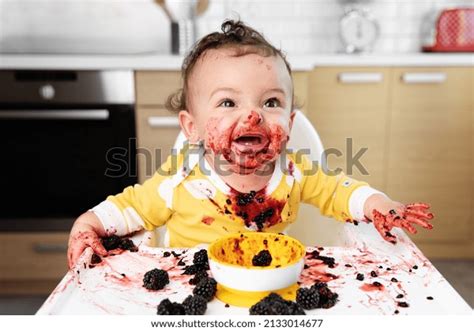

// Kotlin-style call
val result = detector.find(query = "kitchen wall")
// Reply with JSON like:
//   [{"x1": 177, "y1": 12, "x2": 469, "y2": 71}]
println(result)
[{"x1": 1, "y1": 0, "x2": 473, "y2": 54}]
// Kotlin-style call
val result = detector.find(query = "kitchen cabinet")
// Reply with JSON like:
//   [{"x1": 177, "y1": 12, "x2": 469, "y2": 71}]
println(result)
[
  {"x1": 0, "y1": 233, "x2": 69, "y2": 294},
  {"x1": 135, "y1": 71, "x2": 182, "y2": 183},
  {"x1": 386, "y1": 67, "x2": 474, "y2": 258},
  {"x1": 306, "y1": 67, "x2": 391, "y2": 191}
]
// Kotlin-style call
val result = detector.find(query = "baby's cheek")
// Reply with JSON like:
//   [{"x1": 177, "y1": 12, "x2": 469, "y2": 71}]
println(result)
[
  {"x1": 205, "y1": 117, "x2": 234, "y2": 152},
  {"x1": 267, "y1": 124, "x2": 288, "y2": 155}
]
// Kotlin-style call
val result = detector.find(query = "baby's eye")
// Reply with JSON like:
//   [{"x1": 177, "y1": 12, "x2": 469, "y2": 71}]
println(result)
[
  {"x1": 218, "y1": 99, "x2": 235, "y2": 108},
  {"x1": 264, "y1": 98, "x2": 281, "y2": 108}
]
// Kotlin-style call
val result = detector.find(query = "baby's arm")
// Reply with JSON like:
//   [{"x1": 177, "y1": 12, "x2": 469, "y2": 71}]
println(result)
[
  {"x1": 67, "y1": 211, "x2": 108, "y2": 269},
  {"x1": 67, "y1": 154, "x2": 177, "y2": 268}
]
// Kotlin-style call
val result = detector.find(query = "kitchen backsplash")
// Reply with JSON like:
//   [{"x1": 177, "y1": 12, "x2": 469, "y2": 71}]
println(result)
[{"x1": 1, "y1": 0, "x2": 473, "y2": 54}]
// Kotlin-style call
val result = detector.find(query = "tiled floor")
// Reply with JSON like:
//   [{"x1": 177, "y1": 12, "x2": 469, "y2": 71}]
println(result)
[{"x1": 0, "y1": 260, "x2": 472, "y2": 314}]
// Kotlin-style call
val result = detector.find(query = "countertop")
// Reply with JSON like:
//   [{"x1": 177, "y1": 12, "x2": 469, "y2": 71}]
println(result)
[{"x1": 1, "y1": 53, "x2": 473, "y2": 71}]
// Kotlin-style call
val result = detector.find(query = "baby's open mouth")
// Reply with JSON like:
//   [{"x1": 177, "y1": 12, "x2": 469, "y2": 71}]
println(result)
[{"x1": 232, "y1": 133, "x2": 269, "y2": 153}]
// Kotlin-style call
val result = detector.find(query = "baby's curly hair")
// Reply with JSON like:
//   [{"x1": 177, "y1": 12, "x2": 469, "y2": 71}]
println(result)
[{"x1": 165, "y1": 19, "x2": 299, "y2": 112}]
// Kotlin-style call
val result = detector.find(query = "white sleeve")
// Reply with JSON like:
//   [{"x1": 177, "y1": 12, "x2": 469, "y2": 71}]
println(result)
[
  {"x1": 90, "y1": 200, "x2": 145, "y2": 236},
  {"x1": 348, "y1": 186, "x2": 388, "y2": 221}
]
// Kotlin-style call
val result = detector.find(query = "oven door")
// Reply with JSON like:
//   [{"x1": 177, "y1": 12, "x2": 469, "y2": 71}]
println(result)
[{"x1": 0, "y1": 104, "x2": 137, "y2": 229}]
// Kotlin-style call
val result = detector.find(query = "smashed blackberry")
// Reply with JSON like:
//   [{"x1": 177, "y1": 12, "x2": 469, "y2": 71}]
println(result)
[
  {"x1": 252, "y1": 250, "x2": 272, "y2": 267},
  {"x1": 157, "y1": 299, "x2": 185, "y2": 315},
  {"x1": 189, "y1": 270, "x2": 209, "y2": 285},
  {"x1": 101, "y1": 235, "x2": 121, "y2": 251},
  {"x1": 296, "y1": 287, "x2": 320, "y2": 310},
  {"x1": 236, "y1": 191, "x2": 256, "y2": 206},
  {"x1": 143, "y1": 268, "x2": 169, "y2": 290},
  {"x1": 311, "y1": 282, "x2": 339, "y2": 309},
  {"x1": 317, "y1": 255, "x2": 336, "y2": 268},
  {"x1": 356, "y1": 273, "x2": 365, "y2": 281},
  {"x1": 193, "y1": 249, "x2": 209, "y2": 269},
  {"x1": 193, "y1": 278, "x2": 217, "y2": 302},
  {"x1": 182, "y1": 295, "x2": 207, "y2": 315},
  {"x1": 90, "y1": 253, "x2": 102, "y2": 264},
  {"x1": 397, "y1": 302, "x2": 409, "y2": 308},
  {"x1": 118, "y1": 238, "x2": 138, "y2": 252},
  {"x1": 252, "y1": 209, "x2": 274, "y2": 230},
  {"x1": 370, "y1": 271, "x2": 378, "y2": 277}
]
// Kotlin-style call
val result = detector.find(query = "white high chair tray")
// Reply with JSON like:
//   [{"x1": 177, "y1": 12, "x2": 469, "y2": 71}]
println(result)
[{"x1": 36, "y1": 223, "x2": 471, "y2": 315}]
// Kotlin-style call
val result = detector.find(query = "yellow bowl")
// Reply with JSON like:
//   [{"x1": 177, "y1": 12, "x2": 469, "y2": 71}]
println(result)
[{"x1": 208, "y1": 232, "x2": 306, "y2": 293}]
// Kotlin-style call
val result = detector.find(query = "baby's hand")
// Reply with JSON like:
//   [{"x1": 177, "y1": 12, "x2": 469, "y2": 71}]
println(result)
[
  {"x1": 363, "y1": 194, "x2": 434, "y2": 244},
  {"x1": 67, "y1": 212, "x2": 108, "y2": 269}
]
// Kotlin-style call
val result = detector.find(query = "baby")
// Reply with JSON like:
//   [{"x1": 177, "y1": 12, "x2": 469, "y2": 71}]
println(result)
[{"x1": 67, "y1": 20, "x2": 434, "y2": 269}]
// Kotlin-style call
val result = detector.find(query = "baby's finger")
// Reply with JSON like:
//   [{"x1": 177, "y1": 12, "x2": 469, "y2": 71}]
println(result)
[
  {"x1": 84, "y1": 237, "x2": 108, "y2": 256},
  {"x1": 401, "y1": 220, "x2": 418, "y2": 234},
  {"x1": 68, "y1": 243, "x2": 86, "y2": 269},
  {"x1": 405, "y1": 215, "x2": 434, "y2": 230},
  {"x1": 405, "y1": 209, "x2": 434, "y2": 220},
  {"x1": 405, "y1": 202, "x2": 430, "y2": 211}
]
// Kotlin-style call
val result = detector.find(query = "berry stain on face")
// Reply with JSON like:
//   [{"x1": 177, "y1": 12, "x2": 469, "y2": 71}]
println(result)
[{"x1": 205, "y1": 111, "x2": 288, "y2": 172}]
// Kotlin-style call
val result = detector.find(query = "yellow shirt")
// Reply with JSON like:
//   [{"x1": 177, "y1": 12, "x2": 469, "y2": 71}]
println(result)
[{"x1": 92, "y1": 144, "x2": 372, "y2": 247}]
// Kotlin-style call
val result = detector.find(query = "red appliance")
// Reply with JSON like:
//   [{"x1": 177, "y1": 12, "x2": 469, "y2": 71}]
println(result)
[{"x1": 423, "y1": 8, "x2": 474, "y2": 52}]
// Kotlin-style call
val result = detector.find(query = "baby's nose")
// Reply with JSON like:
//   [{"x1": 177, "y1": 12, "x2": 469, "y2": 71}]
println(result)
[{"x1": 244, "y1": 110, "x2": 263, "y2": 125}]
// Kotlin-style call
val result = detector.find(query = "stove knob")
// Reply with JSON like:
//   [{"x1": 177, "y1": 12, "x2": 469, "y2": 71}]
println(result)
[{"x1": 39, "y1": 84, "x2": 55, "y2": 100}]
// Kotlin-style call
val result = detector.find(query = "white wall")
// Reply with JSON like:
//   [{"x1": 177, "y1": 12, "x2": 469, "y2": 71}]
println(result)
[{"x1": 1, "y1": 0, "x2": 473, "y2": 54}]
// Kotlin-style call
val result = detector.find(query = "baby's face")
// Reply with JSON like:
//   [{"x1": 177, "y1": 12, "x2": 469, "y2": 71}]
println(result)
[{"x1": 179, "y1": 47, "x2": 294, "y2": 174}]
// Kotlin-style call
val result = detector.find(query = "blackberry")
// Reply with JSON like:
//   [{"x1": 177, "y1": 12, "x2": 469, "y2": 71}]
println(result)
[
  {"x1": 396, "y1": 294, "x2": 404, "y2": 299},
  {"x1": 182, "y1": 295, "x2": 207, "y2": 315},
  {"x1": 193, "y1": 249, "x2": 209, "y2": 269},
  {"x1": 143, "y1": 268, "x2": 169, "y2": 290},
  {"x1": 296, "y1": 287, "x2": 320, "y2": 310},
  {"x1": 370, "y1": 271, "x2": 378, "y2": 277},
  {"x1": 182, "y1": 263, "x2": 207, "y2": 275},
  {"x1": 189, "y1": 270, "x2": 209, "y2": 285},
  {"x1": 287, "y1": 301, "x2": 306, "y2": 315},
  {"x1": 101, "y1": 235, "x2": 121, "y2": 251},
  {"x1": 250, "y1": 301, "x2": 290, "y2": 315},
  {"x1": 119, "y1": 238, "x2": 138, "y2": 252},
  {"x1": 252, "y1": 250, "x2": 272, "y2": 267},
  {"x1": 193, "y1": 278, "x2": 217, "y2": 302},
  {"x1": 157, "y1": 299, "x2": 185, "y2": 315},
  {"x1": 249, "y1": 293, "x2": 302, "y2": 315},
  {"x1": 163, "y1": 251, "x2": 171, "y2": 257},
  {"x1": 391, "y1": 277, "x2": 398, "y2": 282},
  {"x1": 311, "y1": 283, "x2": 338, "y2": 309}
]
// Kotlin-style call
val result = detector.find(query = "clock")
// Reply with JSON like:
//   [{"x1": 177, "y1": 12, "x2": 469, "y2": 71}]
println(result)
[{"x1": 339, "y1": 8, "x2": 380, "y2": 53}]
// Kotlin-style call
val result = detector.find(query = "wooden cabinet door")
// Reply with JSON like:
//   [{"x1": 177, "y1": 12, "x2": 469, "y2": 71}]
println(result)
[
  {"x1": 135, "y1": 106, "x2": 180, "y2": 183},
  {"x1": 307, "y1": 67, "x2": 391, "y2": 191},
  {"x1": 386, "y1": 67, "x2": 474, "y2": 257},
  {"x1": 135, "y1": 71, "x2": 183, "y2": 183},
  {"x1": 0, "y1": 232, "x2": 69, "y2": 294}
]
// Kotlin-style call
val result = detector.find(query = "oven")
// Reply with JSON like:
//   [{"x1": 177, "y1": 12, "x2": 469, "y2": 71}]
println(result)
[{"x1": 0, "y1": 70, "x2": 137, "y2": 231}]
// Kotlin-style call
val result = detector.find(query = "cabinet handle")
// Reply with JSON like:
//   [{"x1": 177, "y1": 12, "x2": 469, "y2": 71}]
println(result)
[
  {"x1": 338, "y1": 72, "x2": 383, "y2": 84},
  {"x1": 402, "y1": 72, "x2": 447, "y2": 84},
  {"x1": 147, "y1": 116, "x2": 180, "y2": 128},
  {"x1": 0, "y1": 109, "x2": 110, "y2": 120},
  {"x1": 33, "y1": 243, "x2": 68, "y2": 254}
]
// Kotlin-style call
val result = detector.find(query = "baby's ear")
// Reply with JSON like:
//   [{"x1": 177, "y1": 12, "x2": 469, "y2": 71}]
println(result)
[{"x1": 178, "y1": 110, "x2": 199, "y2": 142}]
